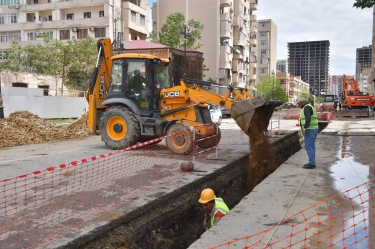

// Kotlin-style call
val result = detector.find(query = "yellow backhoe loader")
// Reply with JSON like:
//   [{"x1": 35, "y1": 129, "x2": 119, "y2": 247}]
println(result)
[{"x1": 87, "y1": 38, "x2": 282, "y2": 154}]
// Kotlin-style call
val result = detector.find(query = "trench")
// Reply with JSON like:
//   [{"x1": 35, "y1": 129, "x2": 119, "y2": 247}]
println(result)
[{"x1": 52, "y1": 128, "x2": 307, "y2": 249}]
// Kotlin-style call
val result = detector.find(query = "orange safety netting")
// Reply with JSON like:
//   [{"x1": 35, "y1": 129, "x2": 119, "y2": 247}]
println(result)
[
  {"x1": 210, "y1": 179, "x2": 375, "y2": 249},
  {"x1": 0, "y1": 123, "x2": 249, "y2": 248}
]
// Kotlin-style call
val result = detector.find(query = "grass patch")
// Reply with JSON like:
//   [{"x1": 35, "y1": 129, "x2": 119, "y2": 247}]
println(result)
[{"x1": 48, "y1": 119, "x2": 75, "y2": 125}]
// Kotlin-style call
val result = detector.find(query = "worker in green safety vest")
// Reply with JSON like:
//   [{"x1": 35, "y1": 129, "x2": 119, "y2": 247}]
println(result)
[
  {"x1": 297, "y1": 97, "x2": 319, "y2": 169},
  {"x1": 198, "y1": 188, "x2": 230, "y2": 230}
]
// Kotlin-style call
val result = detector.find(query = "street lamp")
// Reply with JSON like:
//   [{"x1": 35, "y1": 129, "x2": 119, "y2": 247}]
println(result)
[
  {"x1": 271, "y1": 69, "x2": 275, "y2": 99},
  {"x1": 179, "y1": 25, "x2": 191, "y2": 78}
]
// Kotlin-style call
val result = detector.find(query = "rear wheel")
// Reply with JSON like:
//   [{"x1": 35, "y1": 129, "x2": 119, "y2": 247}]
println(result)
[
  {"x1": 100, "y1": 106, "x2": 141, "y2": 150},
  {"x1": 165, "y1": 124, "x2": 193, "y2": 155},
  {"x1": 197, "y1": 124, "x2": 221, "y2": 149}
]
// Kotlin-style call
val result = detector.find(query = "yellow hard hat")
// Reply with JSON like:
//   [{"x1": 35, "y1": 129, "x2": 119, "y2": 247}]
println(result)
[{"x1": 198, "y1": 188, "x2": 216, "y2": 204}]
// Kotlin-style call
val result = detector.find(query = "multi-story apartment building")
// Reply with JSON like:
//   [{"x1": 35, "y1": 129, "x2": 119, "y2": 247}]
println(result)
[
  {"x1": 256, "y1": 19, "x2": 276, "y2": 84},
  {"x1": 0, "y1": 0, "x2": 148, "y2": 58},
  {"x1": 276, "y1": 59, "x2": 286, "y2": 72},
  {"x1": 276, "y1": 72, "x2": 309, "y2": 103},
  {"x1": 287, "y1": 40, "x2": 330, "y2": 96},
  {"x1": 355, "y1": 45, "x2": 372, "y2": 93},
  {"x1": 329, "y1": 75, "x2": 355, "y2": 98},
  {"x1": 356, "y1": 46, "x2": 372, "y2": 80},
  {"x1": 152, "y1": 0, "x2": 258, "y2": 94}
]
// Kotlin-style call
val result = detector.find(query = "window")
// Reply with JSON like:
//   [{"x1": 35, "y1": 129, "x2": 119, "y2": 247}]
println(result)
[
  {"x1": 99, "y1": 11, "x2": 104, "y2": 17},
  {"x1": 0, "y1": 13, "x2": 19, "y2": 24},
  {"x1": 84, "y1": 12, "x2": 91, "y2": 19},
  {"x1": 0, "y1": 50, "x2": 6, "y2": 59},
  {"x1": 27, "y1": 32, "x2": 36, "y2": 41},
  {"x1": 260, "y1": 22, "x2": 266, "y2": 28},
  {"x1": 260, "y1": 68, "x2": 266, "y2": 74},
  {"x1": 260, "y1": 32, "x2": 267, "y2": 37},
  {"x1": 48, "y1": 15, "x2": 52, "y2": 21},
  {"x1": 67, "y1": 13, "x2": 74, "y2": 20},
  {"x1": 0, "y1": 31, "x2": 21, "y2": 42},
  {"x1": 77, "y1": 29, "x2": 87, "y2": 39},
  {"x1": 95, "y1": 28, "x2": 105, "y2": 38},
  {"x1": 261, "y1": 49, "x2": 267, "y2": 55},
  {"x1": 260, "y1": 40, "x2": 267, "y2": 46},
  {"x1": 59, "y1": 30, "x2": 70, "y2": 40},
  {"x1": 0, "y1": 0, "x2": 20, "y2": 5},
  {"x1": 140, "y1": 14, "x2": 145, "y2": 26},
  {"x1": 131, "y1": 11, "x2": 136, "y2": 22}
]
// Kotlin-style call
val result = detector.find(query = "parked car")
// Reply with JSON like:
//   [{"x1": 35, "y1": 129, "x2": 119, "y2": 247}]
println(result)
[
  {"x1": 218, "y1": 106, "x2": 231, "y2": 118},
  {"x1": 275, "y1": 102, "x2": 297, "y2": 111},
  {"x1": 208, "y1": 105, "x2": 222, "y2": 125}
]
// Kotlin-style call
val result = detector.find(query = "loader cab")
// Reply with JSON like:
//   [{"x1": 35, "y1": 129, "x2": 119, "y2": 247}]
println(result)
[{"x1": 106, "y1": 55, "x2": 170, "y2": 116}]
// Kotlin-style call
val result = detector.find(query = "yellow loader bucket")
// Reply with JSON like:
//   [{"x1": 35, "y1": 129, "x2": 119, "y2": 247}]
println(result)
[{"x1": 231, "y1": 97, "x2": 284, "y2": 146}]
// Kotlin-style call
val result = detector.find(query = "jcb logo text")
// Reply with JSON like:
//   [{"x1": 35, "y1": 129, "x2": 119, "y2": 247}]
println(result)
[{"x1": 165, "y1": 91, "x2": 180, "y2": 97}]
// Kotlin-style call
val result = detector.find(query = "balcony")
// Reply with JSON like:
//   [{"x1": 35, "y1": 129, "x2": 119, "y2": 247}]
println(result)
[
  {"x1": 233, "y1": 52, "x2": 243, "y2": 60},
  {"x1": 250, "y1": 26, "x2": 257, "y2": 34},
  {"x1": 249, "y1": 62, "x2": 257, "y2": 69},
  {"x1": 220, "y1": 46, "x2": 231, "y2": 69},
  {"x1": 25, "y1": 0, "x2": 108, "y2": 11},
  {"x1": 220, "y1": 0, "x2": 231, "y2": 7},
  {"x1": 220, "y1": 13, "x2": 232, "y2": 22},
  {"x1": 250, "y1": 15, "x2": 257, "y2": 22},
  {"x1": 249, "y1": 37, "x2": 257, "y2": 46},
  {"x1": 220, "y1": 28, "x2": 231, "y2": 39},
  {"x1": 250, "y1": 0, "x2": 257, "y2": 10}
]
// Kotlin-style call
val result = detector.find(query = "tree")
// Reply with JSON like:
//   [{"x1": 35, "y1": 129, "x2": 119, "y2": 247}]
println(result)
[
  {"x1": 298, "y1": 90, "x2": 314, "y2": 103},
  {"x1": 353, "y1": 0, "x2": 375, "y2": 8},
  {"x1": 256, "y1": 74, "x2": 288, "y2": 101},
  {"x1": 149, "y1": 12, "x2": 204, "y2": 49},
  {"x1": 0, "y1": 36, "x2": 97, "y2": 91}
]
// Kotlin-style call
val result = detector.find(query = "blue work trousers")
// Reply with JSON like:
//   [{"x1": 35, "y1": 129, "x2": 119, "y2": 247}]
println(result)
[{"x1": 304, "y1": 129, "x2": 318, "y2": 165}]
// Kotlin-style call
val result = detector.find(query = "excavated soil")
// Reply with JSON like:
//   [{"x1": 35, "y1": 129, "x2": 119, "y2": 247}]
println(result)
[{"x1": 0, "y1": 111, "x2": 90, "y2": 148}]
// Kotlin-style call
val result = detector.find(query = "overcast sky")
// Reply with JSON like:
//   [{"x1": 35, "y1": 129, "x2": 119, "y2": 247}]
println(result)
[{"x1": 148, "y1": 0, "x2": 373, "y2": 75}]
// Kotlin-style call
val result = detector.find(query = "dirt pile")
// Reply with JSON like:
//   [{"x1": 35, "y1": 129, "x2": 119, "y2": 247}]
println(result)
[{"x1": 0, "y1": 111, "x2": 90, "y2": 148}]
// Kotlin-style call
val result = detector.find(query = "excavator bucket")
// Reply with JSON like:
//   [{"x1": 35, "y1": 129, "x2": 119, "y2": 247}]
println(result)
[{"x1": 231, "y1": 97, "x2": 284, "y2": 146}]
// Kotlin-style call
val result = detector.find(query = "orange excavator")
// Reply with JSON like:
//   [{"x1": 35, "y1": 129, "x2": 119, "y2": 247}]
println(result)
[
  {"x1": 86, "y1": 38, "x2": 282, "y2": 154},
  {"x1": 341, "y1": 75, "x2": 375, "y2": 117}
]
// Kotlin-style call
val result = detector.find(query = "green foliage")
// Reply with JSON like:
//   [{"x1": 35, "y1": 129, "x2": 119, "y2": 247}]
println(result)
[
  {"x1": 256, "y1": 74, "x2": 288, "y2": 101},
  {"x1": 206, "y1": 77, "x2": 216, "y2": 83},
  {"x1": 149, "y1": 12, "x2": 204, "y2": 49},
  {"x1": 298, "y1": 91, "x2": 314, "y2": 103},
  {"x1": 0, "y1": 36, "x2": 97, "y2": 91},
  {"x1": 315, "y1": 97, "x2": 324, "y2": 104},
  {"x1": 353, "y1": 0, "x2": 374, "y2": 8}
]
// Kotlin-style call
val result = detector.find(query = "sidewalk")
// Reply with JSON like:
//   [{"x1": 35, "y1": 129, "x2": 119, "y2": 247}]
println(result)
[{"x1": 189, "y1": 118, "x2": 375, "y2": 248}]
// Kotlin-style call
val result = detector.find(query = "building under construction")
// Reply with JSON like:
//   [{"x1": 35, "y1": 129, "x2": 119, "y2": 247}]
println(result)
[{"x1": 287, "y1": 40, "x2": 330, "y2": 96}]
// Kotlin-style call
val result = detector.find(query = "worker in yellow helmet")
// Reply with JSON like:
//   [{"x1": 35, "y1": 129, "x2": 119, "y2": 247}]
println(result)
[{"x1": 198, "y1": 188, "x2": 230, "y2": 230}]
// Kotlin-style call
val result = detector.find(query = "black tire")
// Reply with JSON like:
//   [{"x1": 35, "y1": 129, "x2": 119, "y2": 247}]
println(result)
[
  {"x1": 197, "y1": 124, "x2": 221, "y2": 149},
  {"x1": 100, "y1": 106, "x2": 141, "y2": 150},
  {"x1": 165, "y1": 124, "x2": 193, "y2": 155}
]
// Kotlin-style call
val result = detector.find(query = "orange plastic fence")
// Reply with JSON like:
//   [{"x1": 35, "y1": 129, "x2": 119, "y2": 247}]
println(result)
[
  {"x1": 210, "y1": 179, "x2": 375, "y2": 249},
  {"x1": 0, "y1": 123, "x2": 250, "y2": 248}
]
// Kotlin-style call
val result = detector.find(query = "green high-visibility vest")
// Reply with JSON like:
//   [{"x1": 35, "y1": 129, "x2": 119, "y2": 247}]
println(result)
[
  {"x1": 210, "y1": 198, "x2": 230, "y2": 227},
  {"x1": 300, "y1": 103, "x2": 318, "y2": 130}
]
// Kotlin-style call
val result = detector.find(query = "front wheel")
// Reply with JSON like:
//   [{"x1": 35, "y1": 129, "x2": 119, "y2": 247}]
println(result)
[
  {"x1": 165, "y1": 124, "x2": 194, "y2": 155},
  {"x1": 100, "y1": 106, "x2": 141, "y2": 150}
]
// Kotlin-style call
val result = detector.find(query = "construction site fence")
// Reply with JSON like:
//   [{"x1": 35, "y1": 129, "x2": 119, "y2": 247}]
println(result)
[
  {"x1": 0, "y1": 116, "x2": 361, "y2": 249},
  {"x1": 210, "y1": 179, "x2": 375, "y2": 248}
]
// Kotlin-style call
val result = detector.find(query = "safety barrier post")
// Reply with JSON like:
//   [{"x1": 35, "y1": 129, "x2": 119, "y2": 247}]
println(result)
[{"x1": 190, "y1": 126, "x2": 196, "y2": 165}]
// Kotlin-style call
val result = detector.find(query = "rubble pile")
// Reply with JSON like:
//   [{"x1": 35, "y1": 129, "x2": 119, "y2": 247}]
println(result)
[{"x1": 0, "y1": 111, "x2": 90, "y2": 148}]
